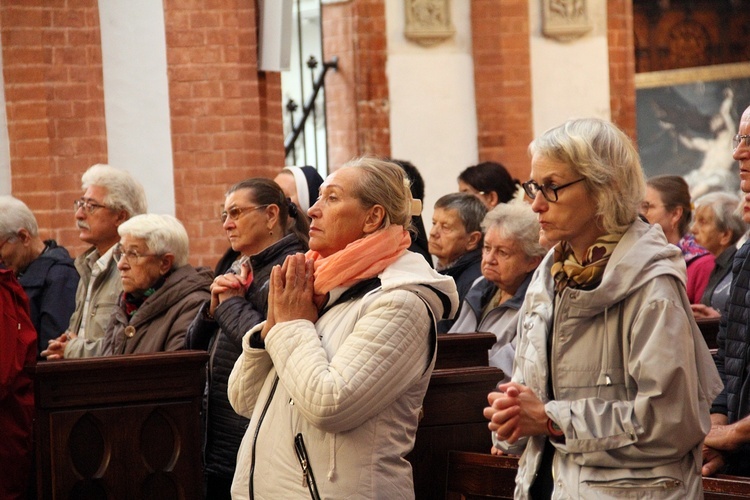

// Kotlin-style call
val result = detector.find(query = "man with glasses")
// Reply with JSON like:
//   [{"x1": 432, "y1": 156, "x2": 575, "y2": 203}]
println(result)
[
  {"x1": 703, "y1": 105, "x2": 750, "y2": 477},
  {"x1": 41, "y1": 164, "x2": 147, "y2": 359}
]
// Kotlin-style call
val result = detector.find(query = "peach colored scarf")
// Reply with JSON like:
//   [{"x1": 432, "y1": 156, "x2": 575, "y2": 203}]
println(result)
[{"x1": 305, "y1": 225, "x2": 411, "y2": 295}]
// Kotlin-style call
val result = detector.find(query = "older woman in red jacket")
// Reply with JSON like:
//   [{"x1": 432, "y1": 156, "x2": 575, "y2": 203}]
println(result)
[{"x1": 0, "y1": 267, "x2": 36, "y2": 499}]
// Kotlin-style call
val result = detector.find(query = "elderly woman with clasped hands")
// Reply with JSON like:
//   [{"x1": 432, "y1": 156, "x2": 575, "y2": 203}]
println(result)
[
  {"x1": 228, "y1": 157, "x2": 458, "y2": 499},
  {"x1": 484, "y1": 118, "x2": 722, "y2": 499}
]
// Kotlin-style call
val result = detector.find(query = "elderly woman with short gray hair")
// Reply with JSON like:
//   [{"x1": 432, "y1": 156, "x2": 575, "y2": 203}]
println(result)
[
  {"x1": 101, "y1": 214, "x2": 211, "y2": 355},
  {"x1": 449, "y1": 201, "x2": 545, "y2": 381},
  {"x1": 690, "y1": 191, "x2": 747, "y2": 318}
]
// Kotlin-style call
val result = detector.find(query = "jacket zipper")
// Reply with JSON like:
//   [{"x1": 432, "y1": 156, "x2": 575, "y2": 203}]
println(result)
[{"x1": 248, "y1": 375, "x2": 279, "y2": 499}]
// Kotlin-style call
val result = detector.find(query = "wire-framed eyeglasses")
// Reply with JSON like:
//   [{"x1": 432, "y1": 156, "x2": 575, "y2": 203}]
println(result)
[
  {"x1": 733, "y1": 134, "x2": 750, "y2": 150},
  {"x1": 113, "y1": 243, "x2": 160, "y2": 264},
  {"x1": 220, "y1": 205, "x2": 268, "y2": 223},
  {"x1": 522, "y1": 178, "x2": 585, "y2": 203},
  {"x1": 74, "y1": 199, "x2": 109, "y2": 214}
]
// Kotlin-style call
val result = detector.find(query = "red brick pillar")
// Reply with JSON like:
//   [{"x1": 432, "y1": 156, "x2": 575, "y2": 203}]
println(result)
[
  {"x1": 322, "y1": 0, "x2": 390, "y2": 169},
  {"x1": 470, "y1": 0, "x2": 534, "y2": 182},
  {"x1": 1, "y1": 2, "x2": 108, "y2": 254},
  {"x1": 607, "y1": 0, "x2": 636, "y2": 140},
  {"x1": 163, "y1": 0, "x2": 284, "y2": 266}
]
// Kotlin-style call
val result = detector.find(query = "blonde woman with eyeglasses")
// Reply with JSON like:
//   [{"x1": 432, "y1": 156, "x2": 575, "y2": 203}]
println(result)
[
  {"x1": 185, "y1": 178, "x2": 309, "y2": 499},
  {"x1": 485, "y1": 118, "x2": 721, "y2": 499}
]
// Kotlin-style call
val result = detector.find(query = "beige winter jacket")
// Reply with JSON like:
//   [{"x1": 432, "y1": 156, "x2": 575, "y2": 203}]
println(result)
[
  {"x1": 228, "y1": 252, "x2": 458, "y2": 499},
  {"x1": 498, "y1": 219, "x2": 723, "y2": 499}
]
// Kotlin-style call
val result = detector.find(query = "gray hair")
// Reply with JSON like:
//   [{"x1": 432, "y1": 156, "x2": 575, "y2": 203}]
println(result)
[
  {"x1": 82, "y1": 164, "x2": 148, "y2": 217},
  {"x1": 482, "y1": 201, "x2": 547, "y2": 259},
  {"x1": 694, "y1": 191, "x2": 746, "y2": 245},
  {"x1": 434, "y1": 192, "x2": 488, "y2": 235},
  {"x1": 529, "y1": 118, "x2": 644, "y2": 234},
  {"x1": 0, "y1": 196, "x2": 38, "y2": 238},
  {"x1": 118, "y1": 214, "x2": 189, "y2": 268}
]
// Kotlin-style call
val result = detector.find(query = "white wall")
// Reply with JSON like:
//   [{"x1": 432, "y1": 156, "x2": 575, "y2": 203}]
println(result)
[
  {"x1": 385, "y1": 0, "x2": 478, "y2": 233},
  {"x1": 0, "y1": 35, "x2": 10, "y2": 196},
  {"x1": 529, "y1": 0, "x2": 611, "y2": 136},
  {"x1": 98, "y1": 0, "x2": 175, "y2": 214}
]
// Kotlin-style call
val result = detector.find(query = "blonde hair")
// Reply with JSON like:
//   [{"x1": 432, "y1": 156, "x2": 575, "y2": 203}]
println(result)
[
  {"x1": 343, "y1": 156, "x2": 414, "y2": 229},
  {"x1": 529, "y1": 118, "x2": 644, "y2": 234}
]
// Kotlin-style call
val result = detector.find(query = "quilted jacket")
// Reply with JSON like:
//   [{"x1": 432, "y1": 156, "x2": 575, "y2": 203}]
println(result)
[
  {"x1": 185, "y1": 234, "x2": 306, "y2": 480},
  {"x1": 228, "y1": 251, "x2": 458, "y2": 499},
  {"x1": 711, "y1": 239, "x2": 750, "y2": 475}
]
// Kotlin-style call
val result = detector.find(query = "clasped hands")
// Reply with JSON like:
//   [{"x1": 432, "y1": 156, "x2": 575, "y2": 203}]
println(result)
[
  {"x1": 40, "y1": 331, "x2": 77, "y2": 360},
  {"x1": 483, "y1": 382, "x2": 549, "y2": 444},
  {"x1": 260, "y1": 253, "x2": 324, "y2": 340}
]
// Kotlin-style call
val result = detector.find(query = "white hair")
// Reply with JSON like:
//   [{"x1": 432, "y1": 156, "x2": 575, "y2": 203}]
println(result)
[
  {"x1": 0, "y1": 196, "x2": 38, "y2": 237},
  {"x1": 118, "y1": 214, "x2": 189, "y2": 268},
  {"x1": 82, "y1": 164, "x2": 148, "y2": 217},
  {"x1": 481, "y1": 200, "x2": 546, "y2": 259}
]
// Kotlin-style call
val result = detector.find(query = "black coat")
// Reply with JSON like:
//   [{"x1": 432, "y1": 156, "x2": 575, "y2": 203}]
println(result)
[
  {"x1": 185, "y1": 234, "x2": 307, "y2": 479},
  {"x1": 712, "y1": 239, "x2": 750, "y2": 475},
  {"x1": 18, "y1": 240, "x2": 79, "y2": 356},
  {"x1": 436, "y1": 248, "x2": 482, "y2": 333}
]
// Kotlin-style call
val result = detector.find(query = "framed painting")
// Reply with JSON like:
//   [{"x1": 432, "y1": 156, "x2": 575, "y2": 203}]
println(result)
[{"x1": 635, "y1": 62, "x2": 750, "y2": 198}]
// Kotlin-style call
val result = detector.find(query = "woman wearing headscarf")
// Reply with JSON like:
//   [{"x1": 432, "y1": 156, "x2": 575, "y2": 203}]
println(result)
[
  {"x1": 228, "y1": 157, "x2": 458, "y2": 499},
  {"x1": 485, "y1": 118, "x2": 722, "y2": 499}
]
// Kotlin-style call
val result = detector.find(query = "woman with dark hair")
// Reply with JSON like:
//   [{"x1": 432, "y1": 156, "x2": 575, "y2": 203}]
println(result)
[
  {"x1": 185, "y1": 178, "x2": 309, "y2": 499},
  {"x1": 458, "y1": 161, "x2": 521, "y2": 209},
  {"x1": 641, "y1": 175, "x2": 715, "y2": 303}
]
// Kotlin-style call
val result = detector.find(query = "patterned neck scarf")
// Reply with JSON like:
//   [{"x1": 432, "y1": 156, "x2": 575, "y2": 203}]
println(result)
[
  {"x1": 550, "y1": 233, "x2": 622, "y2": 294},
  {"x1": 677, "y1": 234, "x2": 710, "y2": 265}
]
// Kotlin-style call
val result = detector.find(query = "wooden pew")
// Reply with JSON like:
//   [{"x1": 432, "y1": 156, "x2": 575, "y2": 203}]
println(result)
[
  {"x1": 408, "y1": 333, "x2": 502, "y2": 500},
  {"x1": 434, "y1": 332, "x2": 497, "y2": 370},
  {"x1": 445, "y1": 451, "x2": 750, "y2": 499},
  {"x1": 32, "y1": 351, "x2": 208, "y2": 499},
  {"x1": 446, "y1": 450, "x2": 517, "y2": 499},
  {"x1": 705, "y1": 475, "x2": 750, "y2": 499}
]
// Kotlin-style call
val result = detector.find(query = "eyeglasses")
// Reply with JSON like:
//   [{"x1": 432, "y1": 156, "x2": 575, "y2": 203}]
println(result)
[
  {"x1": 522, "y1": 178, "x2": 585, "y2": 203},
  {"x1": 74, "y1": 199, "x2": 109, "y2": 214},
  {"x1": 733, "y1": 134, "x2": 750, "y2": 150},
  {"x1": 113, "y1": 244, "x2": 160, "y2": 264},
  {"x1": 639, "y1": 202, "x2": 665, "y2": 214},
  {"x1": 220, "y1": 204, "x2": 268, "y2": 223}
]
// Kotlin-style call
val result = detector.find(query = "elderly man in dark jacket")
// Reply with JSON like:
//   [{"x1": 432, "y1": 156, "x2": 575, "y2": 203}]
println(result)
[
  {"x1": 703, "y1": 104, "x2": 750, "y2": 477},
  {"x1": 0, "y1": 196, "x2": 79, "y2": 356}
]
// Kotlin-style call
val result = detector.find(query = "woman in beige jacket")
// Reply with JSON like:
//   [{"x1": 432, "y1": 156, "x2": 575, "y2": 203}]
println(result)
[{"x1": 485, "y1": 118, "x2": 722, "y2": 499}]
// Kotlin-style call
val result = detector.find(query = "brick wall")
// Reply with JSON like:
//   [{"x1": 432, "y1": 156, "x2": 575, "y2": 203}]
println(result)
[
  {"x1": 470, "y1": 0, "x2": 534, "y2": 182},
  {"x1": 322, "y1": 0, "x2": 390, "y2": 169},
  {"x1": 608, "y1": 0, "x2": 636, "y2": 140},
  {"x1": 2, "y1": 1, "x2": 285, "y2": 267},
  {"x1": 1, "y1": 1, "x2": 108, "y2": 256},
  {"x1": 164, "y1": 0, "x2": 284, "y2": 266}
]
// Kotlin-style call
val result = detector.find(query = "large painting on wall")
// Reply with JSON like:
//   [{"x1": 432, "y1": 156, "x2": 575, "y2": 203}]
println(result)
[{"x1": 636, "y1": 62, "x2": 750, "y2": 198}]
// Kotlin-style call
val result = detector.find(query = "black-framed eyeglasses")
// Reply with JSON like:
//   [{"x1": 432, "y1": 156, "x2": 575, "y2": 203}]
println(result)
[
  {"x1": 112, "y1": 243, "x2": 160, "y2": 264},
  {"x1": 74, "y1": 199, "x2": 109, "y2": 214},
  {"x1": 733, "y1": 134, "x2": 750, "y2": 150},
  {"x1": 522, "y1": 178, "x2": 585, "y2": 203},
  {"x1": 220, "y1": 204, "x2": 268, "y2": 223}
]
